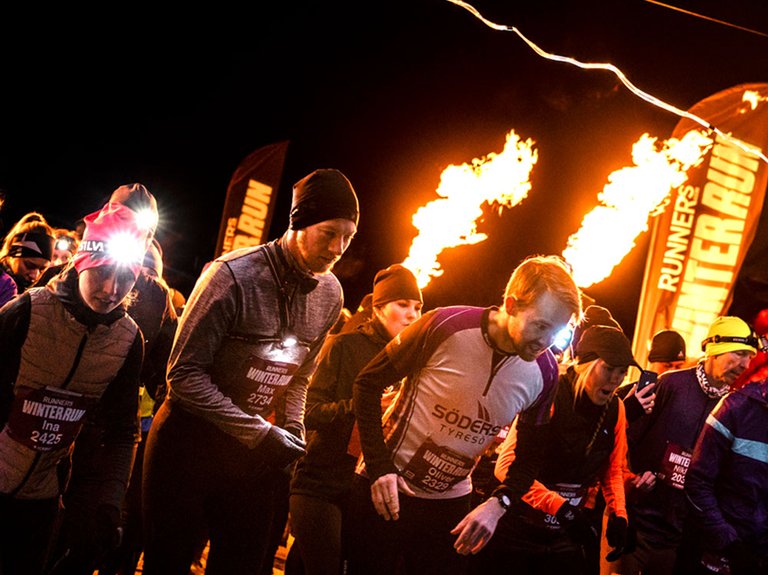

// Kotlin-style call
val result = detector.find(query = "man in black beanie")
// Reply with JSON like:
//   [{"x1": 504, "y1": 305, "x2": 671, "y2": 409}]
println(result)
[
  {"x1": 142, "y1": 168, "x2": 359, "y2": 575},
  {"x1": 647, "y1": 329, "x2": 687, "y2": 374}
]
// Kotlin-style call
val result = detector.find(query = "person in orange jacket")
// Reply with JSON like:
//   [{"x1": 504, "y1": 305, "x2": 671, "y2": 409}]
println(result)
[{"x1": 469, "y1": 325, "x2": 634, "y2": 575}]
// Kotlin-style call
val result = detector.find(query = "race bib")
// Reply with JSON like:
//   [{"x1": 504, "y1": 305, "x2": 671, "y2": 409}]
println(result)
[
  {"x1": 6, "y1": 386, "x2": 91, "y2": 452},
  {"x1": 657, "y1": 442, "x2": 691, "y2": 490},
  {"x1": 521, "y1": 482, "x2": 588, "y2": 530},
  {"x1": 700, "y1": 550, "x2": 730, "y2": 574},
  {"x1": 401, "y1": 437, "x2": 474, "y2": 493},
  {"x1": 231, "y1": 356, "x2": 298, "y2": 416}
]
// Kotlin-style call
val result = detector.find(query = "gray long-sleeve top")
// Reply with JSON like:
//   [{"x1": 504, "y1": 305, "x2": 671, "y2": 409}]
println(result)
[{"x1": 166, "y1": 240, "x2": 343, "y2": 448}]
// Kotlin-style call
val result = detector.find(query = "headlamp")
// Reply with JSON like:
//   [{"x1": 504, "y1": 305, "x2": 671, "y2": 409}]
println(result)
[
  {"x1": 700, "y1": 334, "x2": 758, "y2": 353},
  {"x1": 280, "y1": 333, "x2": 298, "y2": 349},
  {"x1": 552, "y1": 324, "x2": 574, "y2": 352},
  {"x1": 56, "y1": 238, "x2": 73, "y2": 252},
  {"x1": 107, "y1": 232, "x2": 145, "y2": 267},
  {"x1": 134, "y1": 208, "x2": 158, "y2": 232}
]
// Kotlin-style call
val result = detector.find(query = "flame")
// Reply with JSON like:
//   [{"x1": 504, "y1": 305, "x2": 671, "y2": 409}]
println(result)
[
  {"x1": 402, "y1": 130, "x2": 537, "y2": 288},
  {"x1": 743, "y1": 90, "x2": 768, "y2": 111},
  {"x1": 563, "y1": 130, "x2": 712, "y2": 288}
]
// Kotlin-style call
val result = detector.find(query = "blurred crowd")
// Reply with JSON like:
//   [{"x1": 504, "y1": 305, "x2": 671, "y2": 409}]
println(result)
[{"x1": 0, "y1": 175, "x2": 766, "y2": 575}]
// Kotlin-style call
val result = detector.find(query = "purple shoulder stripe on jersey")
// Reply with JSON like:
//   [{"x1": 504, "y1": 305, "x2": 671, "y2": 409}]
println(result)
[{"x1": 419, "y1": 306, "x2": 485, "y2": 359}]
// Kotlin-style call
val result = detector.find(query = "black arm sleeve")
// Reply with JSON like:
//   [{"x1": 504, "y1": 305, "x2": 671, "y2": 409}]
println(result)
[
  {"x1": 142, "y1": 306, "x2": 177, "y2": 403},
  {"x1": 493, "y1": 418, "x2": 550, "y2": 502},
  {"x1": 0, "y1": 294, "x2": 31, "y2": 425},
  {"x1": 353, "y1": 349, "x2": 403, "y2": 480}
]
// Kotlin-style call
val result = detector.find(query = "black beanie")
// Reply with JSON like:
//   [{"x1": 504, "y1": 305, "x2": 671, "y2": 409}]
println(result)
[
  {"x1": 7, "y1": 231, "x2": 55, "y2": 261},
  {"x1": 110, "y1": 183, "x2": 158, "y2": 234},
  {"x1": 576, "y1": 326, "x2": 640, "y2": 368},
  {"x1": 289, "y1": 169, "x2": 359, "y2": 230},
  {"x1": 372, "y1": 264, "x2": 422, "y2": 307},
  {"x1": 571, "y1": 304, "x2": 621, "y2": 351},
  {"x1": 648, "y1": 329, "x2": 686, "y2": 363},
  {"x1": 143, "y1": 239, "x2": 164, "y2": 279}
]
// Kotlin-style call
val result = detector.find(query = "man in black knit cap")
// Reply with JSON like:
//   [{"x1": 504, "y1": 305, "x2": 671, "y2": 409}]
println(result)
[
  {"x1": 647, "y1": 329, "x2": 687, "y2": 374},
  {"x1": 142, "y1": 168, "x2": 359, "y2": 575}
]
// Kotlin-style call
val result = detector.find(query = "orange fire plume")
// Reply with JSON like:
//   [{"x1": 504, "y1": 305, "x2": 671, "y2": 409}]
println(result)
[
  {"x1": 402, "y1": 130, "x2": 538, "y2": 288},
  {"x1": 744, "y1": 89, "x2": 768, "y2": 110},
  {"x1": 563, "y1": 129, "x2": 712, "y2": 288}
]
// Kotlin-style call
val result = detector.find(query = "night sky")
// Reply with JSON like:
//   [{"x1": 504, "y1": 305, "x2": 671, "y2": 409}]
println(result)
[{"x1": 1, "y1": 0, "x2": 767, "y2": 334}]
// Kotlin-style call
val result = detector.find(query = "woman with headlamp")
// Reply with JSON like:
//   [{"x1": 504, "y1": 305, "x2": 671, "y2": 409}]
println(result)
[
  {"x1": 0, "y1": 202, "x2": 152, "y2": 575},
  {"x1": 470, "y1": 325, "x2": 634, "y2": 574},
  {"x1": 0, "y1": 211, "x2": 56, "y2": 307}
]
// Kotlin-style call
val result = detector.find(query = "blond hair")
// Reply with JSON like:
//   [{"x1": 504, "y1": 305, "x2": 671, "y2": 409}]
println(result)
[
  {"x1": 571, "y1": 359, "x2": 597, "y2": 401},
  {"x1": 504, "y1": 254, "x2": 581, "y2": 318},
  {"x1": 571, "y1": 359, "x2": 610, "y2": 455}
]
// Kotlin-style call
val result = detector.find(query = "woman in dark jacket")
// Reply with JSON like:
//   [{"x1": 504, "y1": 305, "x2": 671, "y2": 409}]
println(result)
[
  {"x1": 0, "y1": 201, "x2": 151, "y2": 575},
  {"x1": 287, "y1": 264, "x2": 423, "y2": 575},
  {"x1": 469, "y1": 325, "x2": 636, "y2": 575}
]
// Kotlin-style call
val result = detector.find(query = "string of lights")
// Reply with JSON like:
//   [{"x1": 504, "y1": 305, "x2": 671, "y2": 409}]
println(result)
[
  {"x1": 446, "y1": 0, "x2": 768, "y2": 164},
  {"x1": 643, "y1": 0, "x2": 768, "y2": 39}
]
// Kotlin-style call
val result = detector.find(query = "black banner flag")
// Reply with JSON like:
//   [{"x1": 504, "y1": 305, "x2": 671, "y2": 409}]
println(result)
[
  {"x1": 632, "y1": 84, "x2": 768, "y2": 365},
  {"x1": 214, "y1": 140, "x2": 289, "y2": 258}
]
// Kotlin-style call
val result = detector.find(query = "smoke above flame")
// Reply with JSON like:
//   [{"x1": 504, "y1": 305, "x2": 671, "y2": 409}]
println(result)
[
  {"x1": 402, "y1": 130, "x2": 537, "y2": 288},
  {"x1": 562, "y1": 129, "x2": 713, "y2": 288}
]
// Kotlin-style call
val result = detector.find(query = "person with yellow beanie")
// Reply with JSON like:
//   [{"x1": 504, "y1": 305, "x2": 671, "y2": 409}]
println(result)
[
  {"x1": 603, "y1": 316, "x2": 757, "y2": 575},
  {"x1": 685, "y1": 317, "x2": 768, "y2": 574}
]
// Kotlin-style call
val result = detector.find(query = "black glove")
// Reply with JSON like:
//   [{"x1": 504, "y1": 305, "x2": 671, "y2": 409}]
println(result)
[
  {"x1": 283, "y1": 423, "x2": 305, "y2": 442},
  {"x1": 96, "y1": 504, "x2": 123, "y2": 551},
  {"x1": 555, "y1": 502, "x2": 598, "y2": 547},
  {"x1": 604, "y1": 513, "x2": 628, "y2": 562},
  {"x1": 724, "y1": 540, "x2": 761, "y2": 575},
  {"x1": 48, "y1": 504, "x2": 122, "y2": 573},
  {"x1": 338, "y1": 398, "x2": 354, "y2": 417},
  {"x1": 259, "y1": 425, "x2": 307, "y2": 471}
]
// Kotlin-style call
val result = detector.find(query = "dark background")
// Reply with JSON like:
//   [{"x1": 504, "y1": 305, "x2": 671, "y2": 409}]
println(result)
[{"x1": 1, "y1": 0, "x2": 766, "y2": 335}]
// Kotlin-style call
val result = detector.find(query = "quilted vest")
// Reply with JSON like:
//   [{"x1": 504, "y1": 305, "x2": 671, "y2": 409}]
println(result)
[{"x1": 0, "y1": 288, "x2": 138, "y2": 499}]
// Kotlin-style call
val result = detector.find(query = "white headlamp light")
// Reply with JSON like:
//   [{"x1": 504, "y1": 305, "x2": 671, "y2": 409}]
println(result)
[
  {"x1": 107, "y1": 232, "x2": 145, "y2": 266},
  {"x1": 552, "y1": 324, "x2": 574, "y2": 352},
  {"x1": 56, "y1": 238, "x2": 72, "y2": 251},
  {"x1": 134, "y1": 208, "x2": 158, "y2": 232}
]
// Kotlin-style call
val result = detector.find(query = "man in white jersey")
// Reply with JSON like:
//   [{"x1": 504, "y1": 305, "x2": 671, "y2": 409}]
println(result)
[{"x1": 349, "y1": 255, "x2": 582, "y2": 575}]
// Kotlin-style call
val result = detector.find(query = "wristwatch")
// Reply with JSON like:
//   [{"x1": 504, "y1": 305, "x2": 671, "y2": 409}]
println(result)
[{"x1": 494, "y1": 492, "x2": 512, "y2": 511}]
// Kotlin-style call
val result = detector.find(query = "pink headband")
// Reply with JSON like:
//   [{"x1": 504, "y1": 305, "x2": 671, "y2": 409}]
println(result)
[{"x1": 72, "y1": 202, "x2": 151, "y2": 280}]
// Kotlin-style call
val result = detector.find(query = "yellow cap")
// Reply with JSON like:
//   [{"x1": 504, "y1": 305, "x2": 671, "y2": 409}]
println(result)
[{"x1": 701, "y1": 316, "x2": 757, "y2": 358}]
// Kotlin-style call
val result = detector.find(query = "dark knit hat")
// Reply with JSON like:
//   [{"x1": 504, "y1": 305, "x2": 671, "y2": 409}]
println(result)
[
  {"x1": 577, "y1": 325, "x2": 639, "y2": 368},
  {"x1": 372, "y1": 264, "x2": 422, "y2": 307},
  {"x1": 8, "y1": 231, "x2": 55, "y2": 261},
  {"x1": 143, "y1": 239, "x2": 164, "y2": 279},
  {"x1": 110, "y1": 183, "x2": 158, "y2": 236},
  {"x1": 289, "y1": 169, "x2": 359, "y2": 230},
  {"x1": 648, "y1": 329, "x2": 686, "y2": 363},
  {"x1": 571, "y1": 305, "x2": 621, "y2": 352}
]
